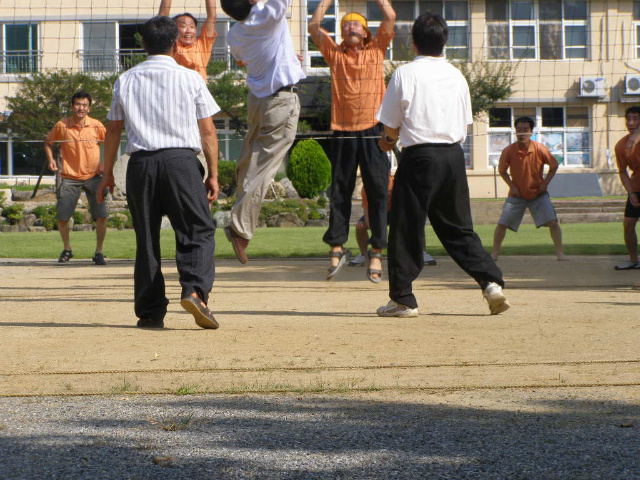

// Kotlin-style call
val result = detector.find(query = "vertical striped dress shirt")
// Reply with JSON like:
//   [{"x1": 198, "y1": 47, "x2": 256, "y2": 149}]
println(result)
[{"x1": 108, "y1": 55, "x2": 220, "y2": 154}]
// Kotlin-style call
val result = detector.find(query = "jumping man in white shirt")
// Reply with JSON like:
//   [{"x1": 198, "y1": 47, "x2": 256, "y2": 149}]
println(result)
[
  {"x1": 375, "y1": 13, "x2": 509, "y2": 317},
  {"x1": 220, "y1": 0, "x2": 305, "y2": 264}
]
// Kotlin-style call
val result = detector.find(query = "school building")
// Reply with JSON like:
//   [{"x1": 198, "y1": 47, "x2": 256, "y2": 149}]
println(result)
[{"x1": 0, "y1": 0, "x2": 637, "y2": 197}]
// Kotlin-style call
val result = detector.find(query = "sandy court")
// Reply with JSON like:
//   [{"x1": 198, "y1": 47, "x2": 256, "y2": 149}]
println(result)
[{"x1": 0, "y1": 255, "x2": 638, "y2": 397}]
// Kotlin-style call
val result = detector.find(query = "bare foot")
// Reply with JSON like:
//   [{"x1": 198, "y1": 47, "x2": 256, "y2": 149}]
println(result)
[{"x1": 557, "y1": 254, "x2": 569, "y2": 261}]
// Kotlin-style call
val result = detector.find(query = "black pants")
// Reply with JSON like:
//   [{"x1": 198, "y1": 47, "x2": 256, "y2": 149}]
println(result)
[
  {"x1": 126, "y1": 149, "x2": 216, "y2": 321},
  {"x1": 388, "y1": 143, "x2": 504, "y2": 309},
  {"x1": 323, "y1": 124, "x2": 390, "y2": 249}
]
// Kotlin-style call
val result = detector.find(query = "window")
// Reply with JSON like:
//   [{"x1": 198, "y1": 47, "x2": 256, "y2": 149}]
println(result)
[
  {"x1": 305, "y1": 0, "x2": 339, "y2": 70},
  {"x1": 81, "y1": 22, "x2": 145, "y2": 72},
  {"x1": 367, "y1": 0, "x2": 469, "y2": 61},
  {"x1": 487, "y1": 106, "x2": 590, "y2": 167},
  {"x1": 634, "y1": 1, "x2": 640, "y2": 58},
  {"x1": 486, "y1": 0, "x2": 588, "y2": 60},
  {"x1": 2, "y1": 24, "x2": 39, "y2": 73}
]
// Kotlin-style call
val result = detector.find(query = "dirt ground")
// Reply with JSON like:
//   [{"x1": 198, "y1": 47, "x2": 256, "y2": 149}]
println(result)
[{"x1": 0, "y1": 255, "x2": 638, "y2": 397}]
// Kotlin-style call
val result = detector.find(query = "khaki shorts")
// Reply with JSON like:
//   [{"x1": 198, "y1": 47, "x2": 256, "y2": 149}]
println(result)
[
  {"x1": 56, "y1": 175, "x2": 108, "y2": 221},
  {"x1": 497, "y1": 193, "x2": 557, "y2": 232}
]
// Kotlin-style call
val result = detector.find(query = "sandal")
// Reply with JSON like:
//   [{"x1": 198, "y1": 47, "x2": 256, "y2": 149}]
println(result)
[
  {"x1": 366, "y1": 250, "x2": 383, "y2": 284},
  {"x1": 58, "y1": 249, "x2": 73, "y2": 263},
  {"x1": 326, "y1": 248, "x2": 350, "y2": 280}
]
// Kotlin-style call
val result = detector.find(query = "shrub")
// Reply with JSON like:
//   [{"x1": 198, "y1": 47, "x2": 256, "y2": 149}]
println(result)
[
  {"x1": 0, "y1": 190, "x2": 6, "y2": 209},
  {"x1": 274, "y1": 171, "x2": 286, "y2": 182},
  {"x1": 308, "y1": 209, "x2": 323, "y2": 220},
  {"x1": 32, "y1": 204, "x2": 58, "y2": 231},
  {"x1": 218, "y1": 160, "x2": 237, "y2": 196},
  {"x1": 72, "y1": 211, "x2": 84, "y2": 225},
  {"x1": 260, "y1": 199, "x2": 311, "y2": 223},
  {"x1": 316, "y1": 196, "x2": 327, "y2": 208},
  {"x1": 3, "y1": 203, "x2": 24, "y2": 225},
  {"x1": 286, "y1": 139, "x2": 331, "y2": 198}
]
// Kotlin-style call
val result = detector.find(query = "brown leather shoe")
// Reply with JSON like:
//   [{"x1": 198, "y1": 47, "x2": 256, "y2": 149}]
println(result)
[
  {"x1": 224, "y1": 226, "x2": 249, "y2": 264},
  {"x1": 180, "y1": 296, "x2": 219, "y2": 329}
]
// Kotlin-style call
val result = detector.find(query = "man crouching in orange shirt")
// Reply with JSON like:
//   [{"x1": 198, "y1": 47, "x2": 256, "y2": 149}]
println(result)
[{"x1": 492, "y1": 116, "x2": 568, "y2": 261}]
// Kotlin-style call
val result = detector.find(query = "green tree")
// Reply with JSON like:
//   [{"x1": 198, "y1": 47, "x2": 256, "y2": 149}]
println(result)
[
  {"x1": 5, "y1": 70, "x2": 117, "y2": 142},
  {"x1": 207, "y1": 70, "x2": 249, "y2": 135}
]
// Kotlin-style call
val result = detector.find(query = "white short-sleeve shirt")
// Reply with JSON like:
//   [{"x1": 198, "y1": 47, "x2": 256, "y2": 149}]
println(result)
[{"x1": 376, "y1": 55, "x2": 472, "y2": 147}]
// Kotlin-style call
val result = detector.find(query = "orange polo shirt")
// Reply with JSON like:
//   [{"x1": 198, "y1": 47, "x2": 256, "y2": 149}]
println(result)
[
  {"x1": 320, "y1": 23, "x2": 394, "y2": 131},
  {"x1": 175, "y1": 29, "x2": 216, "y2": 81},
  {"x1": 615, "y1": 134, "x2": 640, "y2": 192},
  {"x1": 498, "y1": 140, "x2": 558, "y2": 200},
  {"x1": 46, "y1": 116, "x2": 106, "y2": 181}
]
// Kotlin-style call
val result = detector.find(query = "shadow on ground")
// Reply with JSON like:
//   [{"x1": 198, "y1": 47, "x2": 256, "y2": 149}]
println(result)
[{"x1": 0, "y1": 392, "x2": 637, "y2": 479}]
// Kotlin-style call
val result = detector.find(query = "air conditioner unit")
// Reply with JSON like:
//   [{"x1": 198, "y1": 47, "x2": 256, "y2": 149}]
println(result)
[
  {"x1": 625, "y1": 74, "x2": 640, "y2": 95},
  {"x1": 579, "y1": 76, "x2": 606, "y2": 97}
]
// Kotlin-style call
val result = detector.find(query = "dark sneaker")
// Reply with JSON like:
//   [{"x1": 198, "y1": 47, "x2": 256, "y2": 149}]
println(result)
[
  {"x1": 58, "y1": 249, "x2": 73, "y2": 263},
  {"x1": 92, "y1": 252, "x2": 106, "y2": 265},
  {"x1": 136, "y1": 317, "x2": 164, "y2": 329}
]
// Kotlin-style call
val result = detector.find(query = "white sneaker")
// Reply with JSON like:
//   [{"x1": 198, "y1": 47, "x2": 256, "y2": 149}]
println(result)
[
  {"x1": 614, "y1": 260, "x2": 640, "y2": 270},
  {"x1": 423, "y1": 252, "x2": 437, "y2": 266},
  {"x1": 483, "y1": 282, "x2": 510, "y2": 315},
  {"x1": 348, "y1": 253, "x2": 366, "y2": 267},
  {"x1": 376, "y1": 300, "x2": 419, "y2": 318}
]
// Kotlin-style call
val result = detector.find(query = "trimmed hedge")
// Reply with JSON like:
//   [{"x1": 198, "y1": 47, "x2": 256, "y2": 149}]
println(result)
[{"x1": 286, "y1": 139, "x2": 331, "y2": 198}]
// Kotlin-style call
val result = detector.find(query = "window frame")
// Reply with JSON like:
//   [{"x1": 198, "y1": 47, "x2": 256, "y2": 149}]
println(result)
[{"x1": 304, "y1": 0, "x2": 339, "y2": 74}]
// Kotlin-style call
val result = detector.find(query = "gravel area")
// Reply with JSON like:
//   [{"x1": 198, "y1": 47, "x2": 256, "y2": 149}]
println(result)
[{"x1": 1, "y1": 388, "x2": 638, "y2": 479}]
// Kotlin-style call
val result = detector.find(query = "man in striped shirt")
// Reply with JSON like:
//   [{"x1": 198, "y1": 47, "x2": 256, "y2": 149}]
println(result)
[{"x1": 98, "y1": 16, "x2": 221, "y2": 330}]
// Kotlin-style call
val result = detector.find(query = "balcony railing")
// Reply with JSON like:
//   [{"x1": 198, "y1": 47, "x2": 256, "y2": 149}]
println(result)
[
  {"x1": 78, "y1": 49, "x2": 146, "y2": 73},
  {"x1": 1, "y1": 50, "x2": 42, "y2": 74},
  {"x1": 79, "y1": 48, "x2": 232, "y2": 73}
]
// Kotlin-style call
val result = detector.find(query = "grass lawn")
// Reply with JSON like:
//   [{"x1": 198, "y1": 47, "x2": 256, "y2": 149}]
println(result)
[{"x1": 0, "y1": 223, "x2": 627, "y2": 259}]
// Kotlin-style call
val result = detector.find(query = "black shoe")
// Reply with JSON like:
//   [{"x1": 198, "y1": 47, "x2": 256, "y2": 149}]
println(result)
[
  {"x1": 58, "y1": 249, "x2": 73, "y2": 263},
  {"x1": 136, "y1": 317, "x2": 164, "y2": 329},
  {"x1": 92, "y1": 252, "x2": 106, "y2": 265}
]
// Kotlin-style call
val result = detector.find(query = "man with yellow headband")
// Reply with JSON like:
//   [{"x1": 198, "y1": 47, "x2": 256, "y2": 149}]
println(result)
[{"x1": 309, "y1": 0, "x2": 396, "y2": 283}]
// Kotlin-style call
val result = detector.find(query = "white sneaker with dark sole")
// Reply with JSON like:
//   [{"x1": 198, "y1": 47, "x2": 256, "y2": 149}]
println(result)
[
  {"x1": 483, "y1": 282, "x2": 510, "y2": 315},
  {"x1": 376, "y1": 300, "x2": 419, "y2": 318},
  {"x1": 615, "y1": 260, "x2": 640, "y2": 270}
]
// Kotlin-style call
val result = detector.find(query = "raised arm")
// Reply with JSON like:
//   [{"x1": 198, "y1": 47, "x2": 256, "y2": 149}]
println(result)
[
  {"x1": 377, "y1": 0, "x2": 396, "y2": 33},
  {"x1": 202, "y1": 0, "x2": 217, "y2": 38},
  {"x1": 308, "y1": 0, "x2": 334, "y2": 47},
  {"x1": 158, "y1": 0, "x2": 171, "y2": 17}
]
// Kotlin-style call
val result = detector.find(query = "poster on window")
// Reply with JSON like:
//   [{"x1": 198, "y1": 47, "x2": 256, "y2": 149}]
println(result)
[
  {"x1": 488, "y1": 134, "x2": 511, "y2": 154},
  {"x1": 566, "y1": 132, "x2": 589, "y2": 152},
  {"x1": 539, "y1": 133, "x2": 564, "y2": 153}
]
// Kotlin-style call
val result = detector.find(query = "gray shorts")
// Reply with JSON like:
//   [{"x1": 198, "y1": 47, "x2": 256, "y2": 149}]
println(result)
[
  {"x1": 497, "y1": 193, "x2": 557, "y2": 232},
  {"x1": 56, "y1": 175, "x2": 108, "y2": 221}
]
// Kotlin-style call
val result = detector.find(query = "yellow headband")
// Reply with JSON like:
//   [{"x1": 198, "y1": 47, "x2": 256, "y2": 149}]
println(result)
[{"x1": 341, "y1": 12, "x2": 368, "y2": 31}]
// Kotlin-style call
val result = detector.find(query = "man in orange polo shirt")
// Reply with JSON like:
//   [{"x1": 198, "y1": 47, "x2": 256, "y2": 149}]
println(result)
[
  {"x1": 613, "y1": 106, "x2": 640, "y2": 270},
  {"x1": 159, "y1": 0, "x2": 216, "y2": 81},
  {"x1": 309, "y1": 0, "x2": 395, "y2": 282},
  {"x1": 492, "y1": 116, "x2": 567, "y2": 261},
  {"x1": 44, "y1": 91, "x2": 107, "y2": 264}
]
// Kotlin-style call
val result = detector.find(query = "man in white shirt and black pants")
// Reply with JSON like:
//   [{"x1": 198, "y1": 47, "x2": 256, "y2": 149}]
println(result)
[
  {"x1": 375, "y1": 12, "x2": 509, "y2": 317},
  {"x1": 98, "y1": 16, "x2": 221, "y2": 330},
  {"x1": 220, "y1": 0, "x2": 305, "y2": 264}
]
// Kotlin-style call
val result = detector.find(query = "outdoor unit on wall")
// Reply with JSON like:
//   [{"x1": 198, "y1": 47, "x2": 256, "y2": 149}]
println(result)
[
  {"x1": 579, "y1": 76, "x2": 606, "y2": 97},
  {"x1": 625, "y1": 74, "x2": 640, "y2": 95}
]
